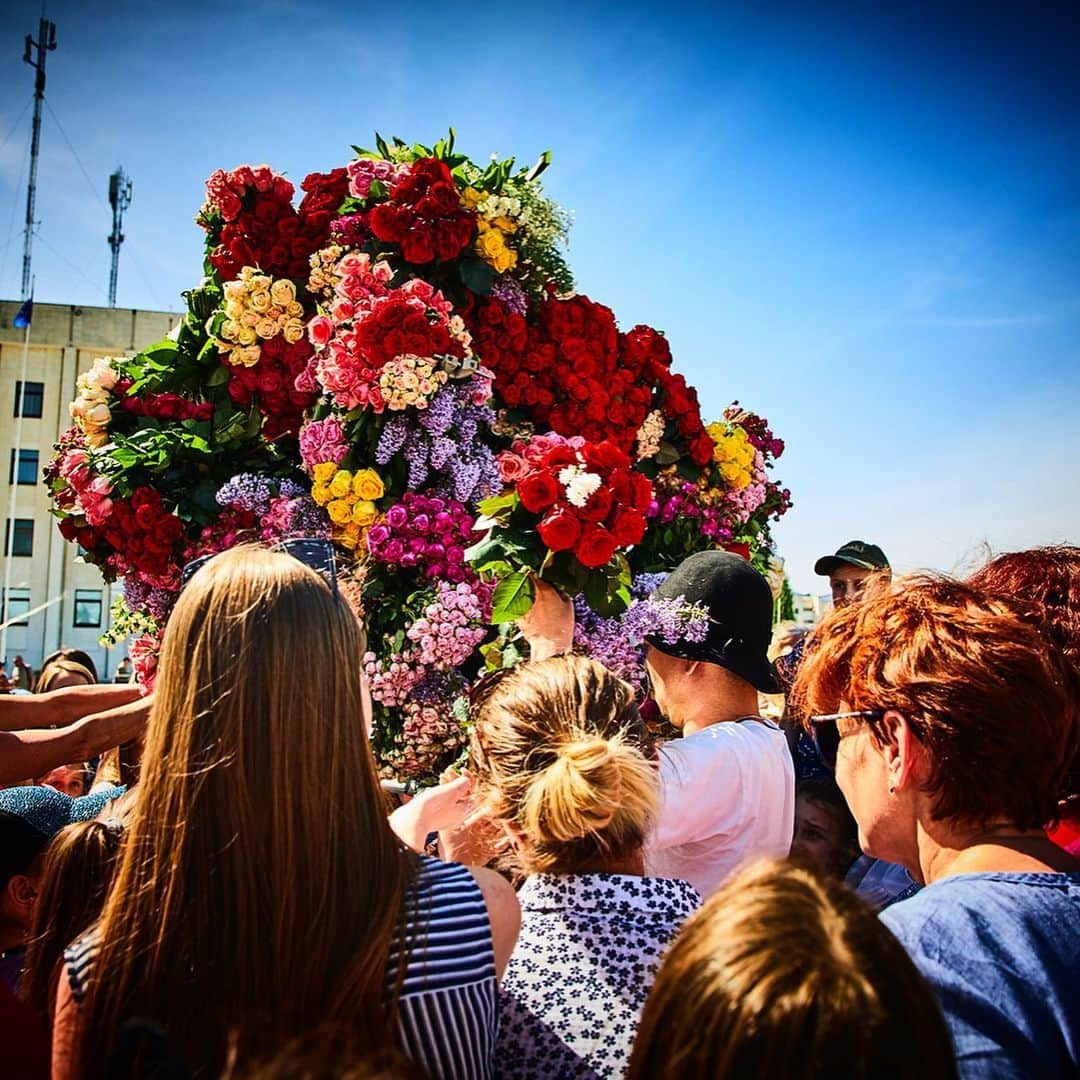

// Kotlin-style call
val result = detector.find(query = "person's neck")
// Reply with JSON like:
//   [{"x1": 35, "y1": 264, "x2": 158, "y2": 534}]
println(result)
[
  {"x1": 682, "y1": 680, "x2": 761, "y2": 737},
  {"x1": 916, "y1": 818, "x2": 1078, "y2": 885},
  {"x1": 0, "y1": 925, "x2": 26, "y2": 956},
  {"x1": 566, "y1": 847, "x2": 646, "y2": 877}
]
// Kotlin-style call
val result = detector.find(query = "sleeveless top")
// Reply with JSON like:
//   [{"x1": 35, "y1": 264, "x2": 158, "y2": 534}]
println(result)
[{"x1": 65, "y1": 856, "x2": 497, "y2": 1080}]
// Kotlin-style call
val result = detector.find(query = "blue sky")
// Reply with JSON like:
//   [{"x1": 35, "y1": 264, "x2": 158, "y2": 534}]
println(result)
[{"x1": 0, "y1": 1, "x2": 1076, "y2": 592}]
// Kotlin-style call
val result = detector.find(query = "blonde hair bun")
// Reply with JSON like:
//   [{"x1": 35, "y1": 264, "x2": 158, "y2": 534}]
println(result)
[
  {"x1": 523, "y1": 736, "x2": 624, "y2": 845},
  {"x1": 469, "y1": 654, "x2": 660, "y2": 874}
]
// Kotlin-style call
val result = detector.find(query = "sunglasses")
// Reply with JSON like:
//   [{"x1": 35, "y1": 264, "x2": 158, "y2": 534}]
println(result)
[
  {"x1": 179, "y1": 537, "x2": 339, "y2": 594},
  {"x1": 807, "y1": 709, "x2": 884, "y2": 770}
]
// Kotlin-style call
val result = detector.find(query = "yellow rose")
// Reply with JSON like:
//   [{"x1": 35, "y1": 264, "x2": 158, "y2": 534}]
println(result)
[
  {"x1": 336, "y1": 527, "x2": 359, "y2": 551},
  {"x1": 311, "y1": 482, "x2": 332, "y2": 505},
  {"x1": 249, "y1": 291, "x2": 272, "y2": 313},
  {"x1": 352, "y1": 500, "x2": 378, "y2": 526},
  {"x1": 223, "y1": 280, "x2": 248, "y2": 303},
  {"x1": 329, "y1": 470, "x2": 353, "y2": 498},
  {"x1": 255, "y1": 318, "x2": 279, "y2": 340},
  {"x1": 312, "y1": 462, "x2": 338, "y2": 485},
  {"x1": 494, "y1": 248, "x2": 517, "y2": 273},
  {"x1": 220, "y1": 319, "x2": 240, "y2": 341},
  {"x1": 493, "y1": 216, "x2": 518, "y2": 234},
  {"x1": 235, "y1": 345, "x2": 262, "y2": 367},
  {"x1": 270, "y1": 279, "x2": 296, "y2": 306},
  {"x1": 282, "y1": 319, "x2": 306, "y2": 344},
  {"x1": 286, "y1": 301, "x2": 304, "y2": 318},
  {"x1": 237, "y1": 326, "x2": 257, "y2": 346},
  {"x1": 248, "y1": 274, "x2": 272, "y2": 293},
  {"x1": 327, "y1": 499, "x2": 354, "y2": 525},
  {"x1": 480, "y1": 230, "x2": 504, "y2": 258},
  {"x1": 352, "y1": 468, "x2": 384, "y2": 501},
  {"x1": 461, "y1": 187, "x2": 483, "y2": 210},
  {"x1": 224, "y1": 299, "x2": 245, "y2": 321}
]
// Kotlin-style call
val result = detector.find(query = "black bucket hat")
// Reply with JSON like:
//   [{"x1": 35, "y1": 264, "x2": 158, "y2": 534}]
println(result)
[{"x1": 646, "y1": 550, "x2": 781, "y2": 694}]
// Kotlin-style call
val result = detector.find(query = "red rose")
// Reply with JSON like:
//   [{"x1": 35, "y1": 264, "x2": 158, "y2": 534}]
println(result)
[
  {"x1": 689, "y1": 433, "x2": 715, "y2": 466},
  {"x1": 537, "y1": 508, "x2": 583, "y2": 552},
  {"x1": 370, "y1": 203, "x2": 411, "y2": 243},
  {"x1": 630, "y1": 472, "x2": 654, "y2": 512},
  {"x1": 582, "y1": 440, "x2": 630, "y2": 472},
  {"x1": 517, "y1": 470, "x2": 562, "y2": 513},
  {"x1": 723, "y1": 541, "x2": 751, "y2": 561},
  {"x1": 578, "y1": 486, "x2": 613, "y2": 523},
  {"x1": 610, "y1": 508, "x2": 647, "y2": 547},
  {"x1": 401, "y1": 227, "x2": 436, "y2": 264},
  {"x1": 575, "y1": 524, "x2": 618, "y2": 569}
]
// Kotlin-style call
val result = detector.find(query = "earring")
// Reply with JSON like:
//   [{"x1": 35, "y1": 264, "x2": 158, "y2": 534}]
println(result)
[{"x1": 888, "y1": 784, "x2": 896, "y2": 795}]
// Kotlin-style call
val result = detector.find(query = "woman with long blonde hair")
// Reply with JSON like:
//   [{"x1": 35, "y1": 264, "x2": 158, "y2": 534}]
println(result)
[
  {"x1": 468, "y1": 654, "x2": 700, "y2": 1080},
  {"x1": 51, "y1": 546, "x2": 518, "y2": 1080}
]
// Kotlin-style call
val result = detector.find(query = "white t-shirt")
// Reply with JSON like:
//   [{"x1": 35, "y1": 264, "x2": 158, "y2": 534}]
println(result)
[{"x1": 645, "y1": 718, "x2": 794, "y2": 898}]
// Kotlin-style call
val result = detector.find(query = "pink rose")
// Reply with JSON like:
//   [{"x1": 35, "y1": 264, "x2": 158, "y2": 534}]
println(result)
[
  {"x1": 497, "y1": 452, "x2": 528, "y2": 483},
  {"x1": 307, "y1": 315, "x2": 334, "y2": 348}
]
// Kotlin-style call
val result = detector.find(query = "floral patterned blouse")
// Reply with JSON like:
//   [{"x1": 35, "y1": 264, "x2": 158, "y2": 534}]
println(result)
[{"x1": 496, "y1": 872, "x2": 701, "y2": 1079}]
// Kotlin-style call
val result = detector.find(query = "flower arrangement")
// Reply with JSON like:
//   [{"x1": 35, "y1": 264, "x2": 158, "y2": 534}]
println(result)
[
  {"x1": 47, "y1": 130, "x2": 791, "y2": 780},
  {"x1": 467, "y1": 433, "x2": 652, "y2": 621}
]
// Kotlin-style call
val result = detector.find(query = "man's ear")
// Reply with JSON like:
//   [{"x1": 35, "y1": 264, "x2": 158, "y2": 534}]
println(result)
[
  {"x1": 880, "y1": 709, "x2": 923, "y2": 793},
  {"x1": 8, "y1": 873, "x2": 37, "y2": 913}
]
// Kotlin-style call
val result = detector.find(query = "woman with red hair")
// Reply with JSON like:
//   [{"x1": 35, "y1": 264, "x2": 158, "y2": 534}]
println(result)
[
  {"x1": 968, "y1": 545, "x2": 1080, "y2": 855},
  {"x1": 793, "y1": 575, "x2": 1079, "y2": 1079}
]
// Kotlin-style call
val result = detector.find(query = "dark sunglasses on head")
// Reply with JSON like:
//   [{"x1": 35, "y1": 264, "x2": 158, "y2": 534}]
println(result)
[
  {"x1": 179, "y1": 537, "x2": 339, "y2": 595},
  {"x1": 807, "y1": 709, "x2": 884, "y2": 770}
]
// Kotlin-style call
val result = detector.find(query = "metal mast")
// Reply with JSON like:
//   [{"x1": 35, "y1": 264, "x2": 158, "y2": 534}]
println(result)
[
  {"x1": 21, "y1": 17, "x2": 56, "y2": 301},
  {"x1": 107, "y1": 168, "x2": 133, "y2": 307}
]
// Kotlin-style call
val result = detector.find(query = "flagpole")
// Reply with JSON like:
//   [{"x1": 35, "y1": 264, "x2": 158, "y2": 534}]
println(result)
[{"x1": 1, "y1": 290, "x2": 34, "y2": 669}]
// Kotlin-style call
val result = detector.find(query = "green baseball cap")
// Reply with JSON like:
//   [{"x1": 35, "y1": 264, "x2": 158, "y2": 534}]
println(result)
[{"x1": 814, "y1": 540, "x2": 890, "y2": 577}]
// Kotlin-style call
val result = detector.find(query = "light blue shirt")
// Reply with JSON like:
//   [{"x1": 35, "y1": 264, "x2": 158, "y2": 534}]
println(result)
[{"x1": 882, "y1": 872, "x2": 1080, "y2": 1079}]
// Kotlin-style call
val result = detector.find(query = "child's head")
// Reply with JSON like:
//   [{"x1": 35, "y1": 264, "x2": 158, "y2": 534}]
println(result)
[{"x1": 791, "y1": 778, "x2": 859, "y2": 879}]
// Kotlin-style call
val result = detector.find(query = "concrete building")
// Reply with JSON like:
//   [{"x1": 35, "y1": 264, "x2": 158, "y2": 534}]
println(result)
[
  {"x1": 0, "y1": 299, "x2": 180, "y2": 679},
  {"x1": 791, "y1": 591, "x2": 831, "y2": 627}
]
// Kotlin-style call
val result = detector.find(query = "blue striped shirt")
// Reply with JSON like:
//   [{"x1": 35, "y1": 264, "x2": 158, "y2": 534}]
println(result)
[{"x1": 65, "y1": 855, "x2": 497, "y2": 1079}]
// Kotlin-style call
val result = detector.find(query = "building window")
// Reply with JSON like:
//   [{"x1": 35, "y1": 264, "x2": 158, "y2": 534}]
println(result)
[
  {"x1": 13, "y1": 381, "x2": 44, "y2": 418},
  {"x1": 8, "y1": 449, "x2": 39, "y2": 486},
  {"x1": 4, "y1": 518, "x2": 34, "y2": 557},
  {"x1": 1, "y1": 588, "x2": 30, "y2": 626},
  {"x1": 73, "y1": 589, "x2": 103, "y2": 628}
]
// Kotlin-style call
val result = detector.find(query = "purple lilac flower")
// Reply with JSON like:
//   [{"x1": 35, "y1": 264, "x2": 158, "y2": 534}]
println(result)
[
  {"x1": 375, "y1": 377, "x2": 500, "y2": 507},
  {"x1": 490, "y1": 275, "x2": 529, "y2": 317},
  {"x1": 573, "y1": 580, "x2": 712, "y2": 693},
  {"x1": 216, "y1": 473, "x2": 274, "y2": 515}
]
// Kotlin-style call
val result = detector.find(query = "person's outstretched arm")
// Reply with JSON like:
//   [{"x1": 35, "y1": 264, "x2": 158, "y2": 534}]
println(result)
[
  {"x1": 0, "y1": 682, "x2": 141, "y2": 732},
  {"x1": 0, "y1": 696, "x2": 150, "y2": 785}
]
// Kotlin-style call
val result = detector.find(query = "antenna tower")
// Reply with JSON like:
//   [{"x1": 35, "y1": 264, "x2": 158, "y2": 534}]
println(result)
[
  {"x1": 21, "y1": 17, "x2": 57, "y2": 301},
  {"x1": 107, "y1": 168, "x2": 133, "y2": 307}
]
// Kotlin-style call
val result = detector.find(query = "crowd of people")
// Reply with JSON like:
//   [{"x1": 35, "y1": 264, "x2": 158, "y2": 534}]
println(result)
[{"x1": 0, "y1": 538, "x2": 1076, "y2": 1079}]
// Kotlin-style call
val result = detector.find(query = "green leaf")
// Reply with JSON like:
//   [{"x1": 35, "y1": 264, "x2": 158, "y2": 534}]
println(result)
[
  {"x1": 490, "y1": 571, "x2": 535, "y2": 624},
  {"x1": 464, "y1": 532, "x2": 508, "y2": 568},
  {"x1": 525, "y1": 150, "x2": 552, "y2": 182},
  {"x1": 459, "y1": 257, "x2": 496, "y2": 297},
  {"x1": 655, "y1": 441, "x2": 681, "y2": 466},
  {"x1": 206, "y1": 364, "x2": 230, "y2": 387},
  {"x1": 375, "y1": 132, "x2": 391, "y2": 159}
]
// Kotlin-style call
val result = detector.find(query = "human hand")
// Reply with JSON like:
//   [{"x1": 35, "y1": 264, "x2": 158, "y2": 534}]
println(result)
[
  {"x1": 517, "y1": 578, "x2": 575, "y2": 661},
  {"x1": 389, "y1": 772, "x2": 475, "y2": 853}
]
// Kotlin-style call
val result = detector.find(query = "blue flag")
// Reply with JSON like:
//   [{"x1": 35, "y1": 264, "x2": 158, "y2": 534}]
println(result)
[{"x1": 13, "y1": 298, "x2": 33, "y2": 329}]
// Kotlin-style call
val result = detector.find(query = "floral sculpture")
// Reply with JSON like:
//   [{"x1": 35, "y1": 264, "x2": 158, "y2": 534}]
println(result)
[{"x1": 47, "y1": 132, "x2": 790, "y2": 779}]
